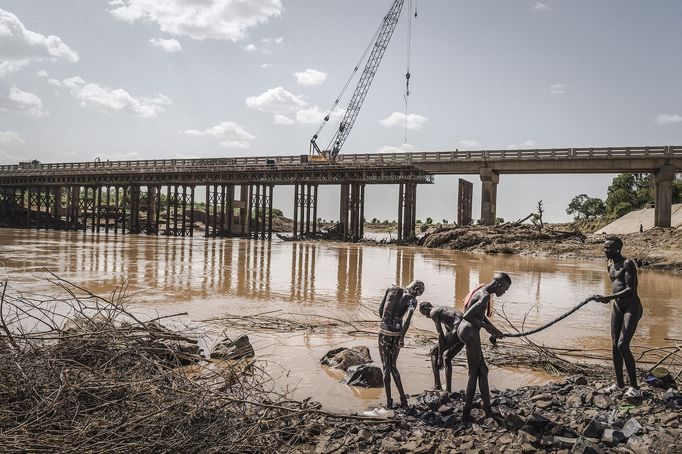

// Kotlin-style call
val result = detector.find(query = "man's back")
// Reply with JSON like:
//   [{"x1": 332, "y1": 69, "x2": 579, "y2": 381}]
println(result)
[{"x1": 380, "y1": 285, "x2": 416, "y2": 332}]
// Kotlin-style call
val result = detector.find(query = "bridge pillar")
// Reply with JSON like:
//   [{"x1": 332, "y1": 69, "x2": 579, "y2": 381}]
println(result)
[
  {"x1": 146, "y1": 185, "x2": 161, "y2": 235},
  {"x1": 345, "y1": 183, "x2": 365, "y2": 242},
  {"x1": 293, "y1": 183, "x2": 317, "y2": 238},
  {"x1": 52, "y1": 187, "x2": 62, "y2": 229},
  {"x1": 250, "y1": 184, "x2": 273, "y2": 240},
  {"x1": 480, "y1": 168, "x2": 499, "y2": 225},
  {"x1": 397, "y1": 183, "x2": 417, "y2": 240},
  {"x1": 654, "y1": 165, "x2": 676, "y2": 228},
  {"x1": 128, "y1": 185, "x2": 141, "y2": 233},
  {"x1": 339, "y1": 184, "x2": 349, "y2": 239}
]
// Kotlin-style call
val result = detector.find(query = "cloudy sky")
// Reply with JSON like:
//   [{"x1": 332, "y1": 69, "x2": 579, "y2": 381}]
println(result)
[{"x1": 1, "y1": 0, "x2": 681, "y2": 222}]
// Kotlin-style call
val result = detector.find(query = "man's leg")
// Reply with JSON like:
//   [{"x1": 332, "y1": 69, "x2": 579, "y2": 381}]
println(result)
[
  {"x1": 389, "y1": 340, "x2": 408, "y2": 406},
  {"x1": 378, "y1": 334, "x2": 393, "y2": 407},
  {"x1": 619, "y1": 304, "x2": 642, "y2": 389},
  {"x1": 477, "y1": 358, "x2": 493, "y2": 416},
  {"x1": 461, "y1": 333, "x2": 482, "y2": 418},
  {"x1": 430, "y1": 344, "x2": 442, "y2": 390},
  {"x1": 611, "y1": 306, "x2": 626, "y2": 388},
  {"x1": 444, "y1": 335, "x2": 464, "y2": 393}
]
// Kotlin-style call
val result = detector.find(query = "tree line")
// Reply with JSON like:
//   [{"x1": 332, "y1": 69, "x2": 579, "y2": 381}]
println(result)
[{"x1": 566, "y1": 173, "x2": 682, "y2": 220}]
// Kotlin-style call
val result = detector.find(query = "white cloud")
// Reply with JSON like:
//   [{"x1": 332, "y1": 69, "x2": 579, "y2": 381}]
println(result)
[
  {"x1": 274, "y1": 114, "x2": 294, "y2": 125},
  {"x1": 0, "y1": 130, "x2": 25, "y2": 144},
  {"x1": 183, "y1": 121, "x2": 255, "y2": 148},
  {"x1": 295, "y1": 105, "x2": 343, "y2": 124},
  {"x1": 260, "y1": 63, "x2": 273, "y2": 69},
  {"x1": 0, "y1": 86, "x2": 46, "y2": 117},
  {"x1": 149, "y1": 37, "x2": 181, "y2": 52},
  {"x1": 548, "y1": 83, "x2": 567, "y2": 94},
  {"x1": 506, "y1": 139, "x2": 536, "y2": 149},
  {"x1": 457, "y1": 140, "x2": 481, "y2": 149},
  {"x1": 0, "y1": 9, "x2": 78, "y2": 76},
  {"x1": 655, "y1": 114, "x2": 682, "y2": 125},
  {"x1": 380, "y1": 112, "x2": 428, "y2": 130},
  {"x1": 378, "y1": 143, "x2": 417, "y2": 154},
  {"x1": 36, "y1": 69, "x2": 48, "y2": 78},
  {"x1": 55, "y1": 76, "x2": 170, "y2": 117},
  {"x1": 247, "y1": 86, "x2": 342, "y2": 125},
  {"x1": 246, "y1": 87, "x2": 306, "y2": 114},
  {"x1": 109, "y1": 0, "x2": 283, "y2": 42},
  {"x1": 244, "y1": 44, "x2": 257, "y2": 52},
  {"x1": 294, "y1": 69, "x2": 327, "y2": 86},
  {"x1": 533, "y1": 2, "x2": 550, "y2": 12}
]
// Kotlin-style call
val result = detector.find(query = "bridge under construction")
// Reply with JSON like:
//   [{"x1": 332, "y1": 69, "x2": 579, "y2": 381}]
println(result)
[{"x1": 0, "y1": 145, "x2": 680, "y2": 241}]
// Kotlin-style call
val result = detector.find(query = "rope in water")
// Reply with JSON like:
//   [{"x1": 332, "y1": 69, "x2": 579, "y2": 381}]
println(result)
[{"x1": 501, "y1": 297, "x2": 595, "y2": 338}]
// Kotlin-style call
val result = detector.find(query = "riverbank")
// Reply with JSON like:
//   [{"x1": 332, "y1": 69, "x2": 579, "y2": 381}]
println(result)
[
  {"x1": 2, "y1": 279, "x2": 679, "y2": 453},
  {"x1": 402, "y1": 224, "x2": 682, "y2": 273}
]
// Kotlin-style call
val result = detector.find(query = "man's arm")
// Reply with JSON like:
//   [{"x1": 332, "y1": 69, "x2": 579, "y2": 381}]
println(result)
[
  {"x1": 400, "y1": 299, "x2": 417, "y2": 347},
  {"x1": 378, "y1": 288, "x2": 389, "y2": 318},
  {"x1": 481, "y1": 315, "x2": 504, "y2": 338}
]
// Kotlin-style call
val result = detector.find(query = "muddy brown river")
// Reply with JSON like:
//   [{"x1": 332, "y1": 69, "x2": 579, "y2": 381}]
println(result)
[{"x1": 0, "y1": 229, "x2": 680, "y2": 412}]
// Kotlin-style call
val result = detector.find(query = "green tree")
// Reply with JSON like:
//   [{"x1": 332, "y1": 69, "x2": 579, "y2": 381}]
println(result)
[
  {"x1": 566, "y1": 194, "x2": 606, "y2": 220},
  {"x1": 426, "y1": 217, "x2": 433, "y2": 224},
  {"x1": 442, "y1": 219, "x2": 448, "y2": 224}
]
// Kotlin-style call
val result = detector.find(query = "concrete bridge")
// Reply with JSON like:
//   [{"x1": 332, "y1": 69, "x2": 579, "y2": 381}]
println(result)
[{"x1": 0, "y1": 145, "x2": 679, "y2": 239}]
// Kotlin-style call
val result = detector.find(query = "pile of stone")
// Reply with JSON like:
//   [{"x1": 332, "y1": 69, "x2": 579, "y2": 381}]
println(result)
[
  {"x1": 321, "y1": 345, "x2": 383, "y2": 388},
  {"x1": 313, "y1": 374, "x2": 681, "y2": 453}
]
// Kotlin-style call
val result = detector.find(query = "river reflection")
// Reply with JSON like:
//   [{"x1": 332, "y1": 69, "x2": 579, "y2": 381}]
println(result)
[{"x1": 1, "y1": 229, "x2": 680, "y2": 410}]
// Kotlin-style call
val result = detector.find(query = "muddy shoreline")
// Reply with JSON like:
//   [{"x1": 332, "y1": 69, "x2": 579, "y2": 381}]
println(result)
[{"x1": 359, "y1": 224, "x2": 682, "y2": 274}]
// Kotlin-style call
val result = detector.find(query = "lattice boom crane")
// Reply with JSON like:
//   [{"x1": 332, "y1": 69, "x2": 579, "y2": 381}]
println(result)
[{"x1": 310, "y1": 0, "x2": 407, "y2": 161}]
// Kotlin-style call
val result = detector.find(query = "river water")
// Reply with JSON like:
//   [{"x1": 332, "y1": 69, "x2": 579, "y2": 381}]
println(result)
[{"x1": 0, "y1": 229, "x2": 680, "y2": 411}]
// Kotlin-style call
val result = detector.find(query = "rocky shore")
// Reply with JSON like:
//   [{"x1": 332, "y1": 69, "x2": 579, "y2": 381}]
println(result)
[{"x1": 311, "y1": 375, "x2": 682, "y2": 453}]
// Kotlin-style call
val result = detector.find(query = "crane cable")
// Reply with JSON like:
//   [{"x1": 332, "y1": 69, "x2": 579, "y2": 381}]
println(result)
[{"x1": 403, "y1": 0, "x2": 416, "y2": 144}]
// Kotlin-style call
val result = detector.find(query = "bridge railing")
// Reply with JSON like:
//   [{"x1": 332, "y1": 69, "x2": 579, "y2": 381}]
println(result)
[{"x1": 1, "y1": 146, "x2": 680, "y2": 173}]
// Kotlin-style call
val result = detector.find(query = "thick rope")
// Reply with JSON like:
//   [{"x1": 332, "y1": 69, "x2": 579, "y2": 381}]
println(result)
[{"x1": 501, "y1": 297, "x2": 595, "y2": 338}]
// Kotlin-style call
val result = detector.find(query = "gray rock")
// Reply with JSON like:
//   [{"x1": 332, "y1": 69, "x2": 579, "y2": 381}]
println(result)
[
  {"x1": 320, "y1": 345, "x2": 372, "y2": 371},
  {"x1": 343, "y1": 364, "x2": 383, "y2": 388},
  {"x1": 553, "y1": 436, "x2": 578, "y2": 449},
  {"x1": 381, "y1": 437, "x2": 401, "y2": 452},
  {"x1": 591, "y1": 394, "x2": 612, "y2": 410},
  {"x1": 525, "y1": 413, "x2": 552, "y2": 431},
  {"x1": 621, "y1": 417, "x2": 644, "y2": 438},
  {"x1": 601, "y1": 428, "x2": 626, "y2": 446},
  {"x1": 210, "y1": 334, "x2": 254, "y2": 360},
  {"x1": 571, "y1": 437, "x2": 602, "y2": 454},
  {"x1": 626, "y1": 434, "x2": 653, "y2": 453},
  {"x1": 504, "y1": 413, "x2": 525, "y2": 431},
  {"x1": 581, "y1": 419, "x2": 605, "y2": 438},
  {"x1": 575, "y1": 376, "x2": 588, "y2": 386},
  {"x1": 357, "y1": 428, "x2": 372, "y2": 441}
]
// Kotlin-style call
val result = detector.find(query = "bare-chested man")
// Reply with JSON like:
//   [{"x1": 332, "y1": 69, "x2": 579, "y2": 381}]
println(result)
[
  {"x1": 418, "y1": 301, "x2": 464, "y2": 392},
  {"x1": 592, "y1": 235, "x2": 643, "y2": 398},
  {"x1": 378, "y1": 280, "x2": 424, "y2": 408},
  {"x1": 458, "y1": 273, "x2": 509, "y2": 421}
]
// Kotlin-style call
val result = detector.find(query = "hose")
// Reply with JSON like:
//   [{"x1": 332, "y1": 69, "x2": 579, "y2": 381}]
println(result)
[{"x1": 494, "y1": 297, "x2": 596, "y2": 340}]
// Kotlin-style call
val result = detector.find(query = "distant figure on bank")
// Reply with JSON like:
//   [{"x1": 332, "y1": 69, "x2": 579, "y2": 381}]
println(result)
[
  {"x1": 591, "y1": 235, "x2": 643, "y2": 398},
  {"x1": 458, "y1": 273, "x2": 509, "y2": 421},
  {"x1": 418, "y1": 301, "x2": 464, "y2": 392},
  {"x1": 378, "y1": 280, "x2": 424, "y2": 408}
]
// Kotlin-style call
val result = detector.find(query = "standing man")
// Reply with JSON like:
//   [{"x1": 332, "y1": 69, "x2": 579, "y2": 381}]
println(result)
[
  {"x1": 457, "y1": 273, "x2": 508, "y2": 421},
  {"x1": 418, "y1": 301, "x2": 464, "y2": 392},
  {"x1": 592, "y1": 235, "x2": 643, "y2": 398},
  {"x1": 378, "y1": 279, "x2": 424, "y2": 408}
]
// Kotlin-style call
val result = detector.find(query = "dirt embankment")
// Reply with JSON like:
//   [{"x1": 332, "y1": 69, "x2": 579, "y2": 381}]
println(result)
[{"x1": 414, "y1": 225, "x2": 682, "y2": 272}]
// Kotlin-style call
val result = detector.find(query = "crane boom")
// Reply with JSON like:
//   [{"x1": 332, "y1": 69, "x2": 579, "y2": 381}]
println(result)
[{"x1": 311, "y1": 0, "x2": 406, "y2": 160}]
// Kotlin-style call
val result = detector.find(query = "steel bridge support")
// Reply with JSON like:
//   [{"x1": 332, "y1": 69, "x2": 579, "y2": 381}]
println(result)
[
  {"x1": 162, "y1": 185, "x2": 194, "y2": 236},
  {"x1": 339, "y1": 183, "x2": 364, "y2": 241},
  {"x1": 249, "y1": 183, "x2": 273, "y2": 240},
  {"x1": 145, "y1": 185, "x2": 162, "y2": 235},
  {"x1": 204, "y1": 184, "x2": 235, "y2": 237},
  {"x1": 480, "y1": 168, "x2": 499, "y2": 226},
  {"x1": 397, "y1": 182, "x2": 417, "y2": 240},
  {"x1": 293, "y1": 183, "x2": 317, "y2": 238},
  {"x1": 654, "y1": 165, "x2": 676, "y2": 228}
]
